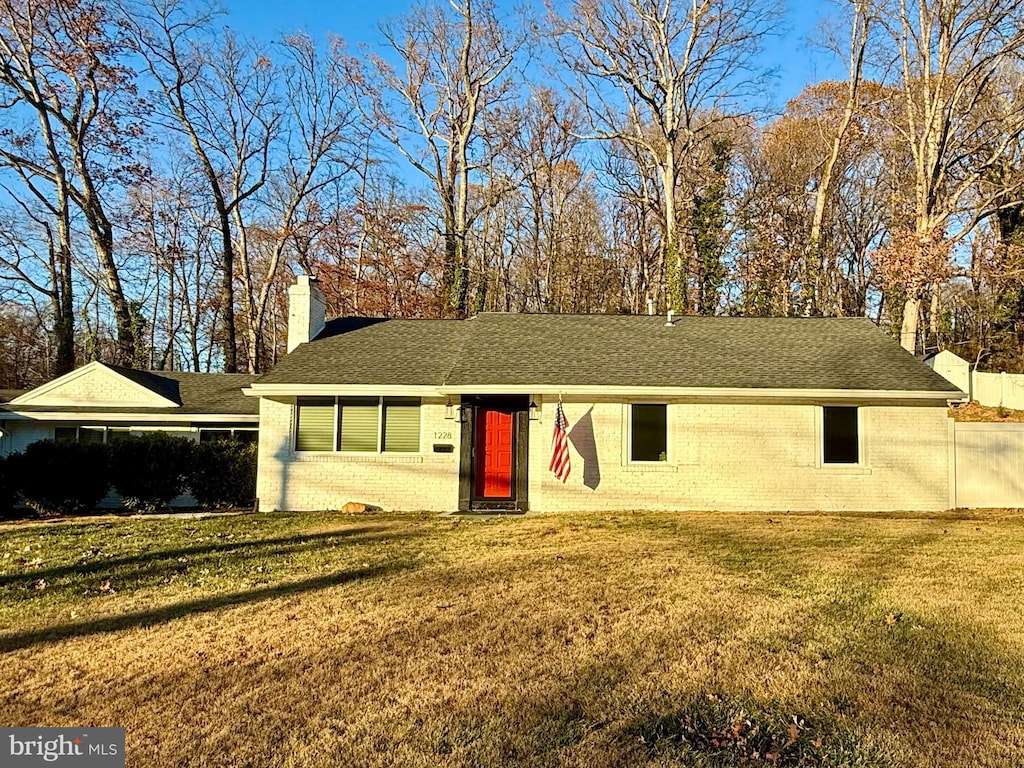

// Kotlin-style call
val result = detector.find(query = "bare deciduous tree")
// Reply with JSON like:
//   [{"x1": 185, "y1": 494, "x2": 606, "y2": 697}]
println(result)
[
  {"x1": 550, "y1": 0, "x2": 781, "y2": 313},
  {"x1": 0, "y1": 0, "x2": 142, "y2": 367},
  {"x1": 871, "y1": 0, "x2": 1024, "y2": 352},
  {"x1": 347, "y1": 0, "x2": 524, "y2": 318},
  {"x1": 124, "y1": 0, "x2": 280, "y2": 371}
]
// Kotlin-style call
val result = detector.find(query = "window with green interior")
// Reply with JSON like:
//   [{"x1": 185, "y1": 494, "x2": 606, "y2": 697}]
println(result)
[
  {"x1": 294, "y1": 397, "x2": 421, "y2": 453},
  {"x1": 630, "y1": 403, "x2": 667, "y2": 462}
]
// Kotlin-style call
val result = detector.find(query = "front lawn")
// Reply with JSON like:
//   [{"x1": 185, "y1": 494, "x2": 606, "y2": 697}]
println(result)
[{"x1": 2, "y1": 509, "x2": 1023, "y2": 767}]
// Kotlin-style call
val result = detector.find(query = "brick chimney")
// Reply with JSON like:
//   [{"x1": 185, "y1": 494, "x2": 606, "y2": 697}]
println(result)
[{"x1": 287, "y1": 275, "x2": 326, "y2": 353}]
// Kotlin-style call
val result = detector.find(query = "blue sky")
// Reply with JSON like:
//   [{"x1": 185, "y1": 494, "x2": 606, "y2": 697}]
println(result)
[{"x1": 223, "y1": 0, "x2": 847, "y2": 114}]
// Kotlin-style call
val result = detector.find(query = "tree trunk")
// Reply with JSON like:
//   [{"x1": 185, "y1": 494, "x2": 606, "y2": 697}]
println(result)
[
  {"x1": 54, "y1": 249, "x2": 75, "y2": 375},
  {"x1": 217, "y1": 208, "x2": 238, "y2": 372},
  {"x1": 901, "y1": 297, "x2": 921, "y2": 353},
  {"x1": 661, "y1": 155, "x2": 683, "y2": 312}
]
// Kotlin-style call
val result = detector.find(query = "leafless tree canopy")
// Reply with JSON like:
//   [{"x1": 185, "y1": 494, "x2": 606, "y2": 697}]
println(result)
[{"x1": 1, "y1": 0, "x2": 1024, "y2": 385}]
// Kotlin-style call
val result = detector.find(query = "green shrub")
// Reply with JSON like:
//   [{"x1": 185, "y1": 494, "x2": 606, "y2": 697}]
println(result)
[
  {"x1": 109, "y1": 432, "x2": 194, "y2": 511},
  {"x1": 187, "y1": 441, "x2": 257, "y2": 508},
  {"x1": 0, "y1": 454, "x2": 14, "y2": 519},
  {"x1": 13, "y1": 440, "x2": 110, "y2": 516}
]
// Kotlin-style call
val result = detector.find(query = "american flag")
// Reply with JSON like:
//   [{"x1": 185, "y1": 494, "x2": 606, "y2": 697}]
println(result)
[{"x1": 549, "y1": 398, "x2": 571, "y2": 482}]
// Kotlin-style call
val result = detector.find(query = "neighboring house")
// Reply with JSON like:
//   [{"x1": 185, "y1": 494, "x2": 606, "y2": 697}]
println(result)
[
  {"x1": 245, "y1": 276, "x2": 963, "y2": 514},
  {"x1": 0, "y1": 362, "x2": 259, "y2": 458}
]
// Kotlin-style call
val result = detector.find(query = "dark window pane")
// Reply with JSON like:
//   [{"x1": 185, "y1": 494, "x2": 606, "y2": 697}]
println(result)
[
  {"x1": 54, "y1": 427, "x2": 77, "y2": 442},
  {"x1": 79, "y1": 427, "x2": 105, "y2": 444},
  {"x1": 823, "y1": 406, "x2": 859, "y2": 464},
  {"x1": 200, "y1": 429, "x2": 232, "y2": 444},
  {"x1": 631, "y1": 404, "x2": 667, "y2": 462},
  {"x1": 234, "y1": 430, "x2": 258, "y2": 445},
  {"x1": 107, "y1": 428, "x2": 131, "y2": 443}
]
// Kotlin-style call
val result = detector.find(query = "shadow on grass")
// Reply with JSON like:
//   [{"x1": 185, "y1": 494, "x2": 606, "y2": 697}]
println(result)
[
  {"x1": 0, "y1": 559, "x2": 415, "y2": 654},
  {"x1": 0, "y1": 525, "x2": 398, "y2": 587}
]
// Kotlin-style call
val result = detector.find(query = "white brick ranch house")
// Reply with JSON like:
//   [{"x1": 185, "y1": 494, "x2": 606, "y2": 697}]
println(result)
[{"x1": 244, "y1": 276, "x2": 963, "y2": 514}]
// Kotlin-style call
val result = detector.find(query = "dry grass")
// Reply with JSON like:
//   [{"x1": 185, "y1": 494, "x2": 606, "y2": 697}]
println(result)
[
  {"x1": 949, "y1": 401, "x2": 1024, "y2": 422},
  {"x1": 2, "y1": 509, "x2": 1024, "y2": 767}
]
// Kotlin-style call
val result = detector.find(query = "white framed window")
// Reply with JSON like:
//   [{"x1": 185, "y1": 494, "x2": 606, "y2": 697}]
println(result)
[
  {"x1": 822, "y1": 405, "x2": 861, "y2": 465},
  {"x1": 198, "y1": 428, "x2": 258, "y2": 445},
  {"x1": 629, "y1": 403, "x2": 668, "y2": 462},
  {"x1": 53, "y1": 426, "x2": 131, "y2": 444},
  {"x1": 294, "y1": 397, "x2": 421, "y2": 454}
]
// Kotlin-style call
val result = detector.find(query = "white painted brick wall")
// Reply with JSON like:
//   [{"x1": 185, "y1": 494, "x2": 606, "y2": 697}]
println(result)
[
  {"x1": 257, "y1": 394, "x2": 952, "y2": 513},
  {"x1": 532, "y1": 398, "x2": 951, "y2": 513},
  {"x1": 256, "y1": 397, "x2": 460, "y2": 512}
]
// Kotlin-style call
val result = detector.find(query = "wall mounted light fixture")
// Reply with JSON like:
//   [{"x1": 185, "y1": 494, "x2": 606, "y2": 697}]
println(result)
[{"x1": 528, "y1": 400, "x2": 540, "y2": 421}]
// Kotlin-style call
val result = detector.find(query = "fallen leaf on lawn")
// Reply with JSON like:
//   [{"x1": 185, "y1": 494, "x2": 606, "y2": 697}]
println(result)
[
  {"x1": 787, "y1": 722, "x2": 799, "y2": 745},
  {"x1": 34, "y1": 578, "x2": 46, "y2": 590},
  {"x1": 99, "y1": 580, "x2": 112, "y2": 592}
]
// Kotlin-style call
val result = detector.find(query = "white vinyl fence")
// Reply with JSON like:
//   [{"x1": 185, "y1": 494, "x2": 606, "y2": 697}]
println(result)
[
  {"x1": 953, "y1": 422, "x2": 1024, "y2": 508},
  {"x1": 926, "y1": 350, "x2": 1024, "y2": 409}
]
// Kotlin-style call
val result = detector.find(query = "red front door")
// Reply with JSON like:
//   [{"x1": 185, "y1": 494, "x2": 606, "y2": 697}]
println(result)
[{"x1": 475, "y1": 407, "x2": 514, "y2": 498}]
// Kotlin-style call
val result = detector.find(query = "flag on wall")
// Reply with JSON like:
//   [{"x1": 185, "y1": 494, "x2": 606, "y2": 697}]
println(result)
[{"x1": 549, "y1": 398, "x2": 571, "y2": 482}]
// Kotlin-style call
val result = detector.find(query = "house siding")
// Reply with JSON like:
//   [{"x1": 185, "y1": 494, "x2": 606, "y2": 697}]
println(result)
[
  {"x1": 256, "y1": 394, "x2": 952, "y2": 513},
  {"x1": 257, "y1": 396, "x2": 460, "y2": 512},
  {"x1": 2, "y1": 422, "x2": 52, "y2": 456},
  {"x1": 532, "y1": 398, "x2": 951, "y2": 513}
]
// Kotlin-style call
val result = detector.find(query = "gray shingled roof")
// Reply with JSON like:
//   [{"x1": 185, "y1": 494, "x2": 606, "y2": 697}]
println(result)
[
  {"x1": 257, "y1": 317, "x2": 470, "y2": 386},
  {"x1": 0, "y1": 389, "x2": 25, "y2": 403},
  {"x1": 256, "y1": 313, "x2": 959, "y2": 393},
  {"x1": 2, "y1": 366, "x2": 258, "y2": 415}
]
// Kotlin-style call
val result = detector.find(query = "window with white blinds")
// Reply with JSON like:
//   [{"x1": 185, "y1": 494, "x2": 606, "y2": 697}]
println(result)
[{"x1": 294, "y1": 396, "x2": 421, "y2": 453}]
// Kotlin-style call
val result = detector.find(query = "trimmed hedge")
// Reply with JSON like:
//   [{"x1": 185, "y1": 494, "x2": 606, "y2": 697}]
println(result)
[
  {"x1": 109, "y1": 432, "x2": 194, "y2": 511},
  {"x1": 3, "y1": 434, "x2": 257, "y2": 515},
  {"x1": 186, "y1": 441, "x2": 257, "y2": 508},
  {"x1": 0, "y1": 455, "x2": 13, "y2": 519},
  {"x1": 12, "y1": 440, "x2": 111, "y2": 516}
]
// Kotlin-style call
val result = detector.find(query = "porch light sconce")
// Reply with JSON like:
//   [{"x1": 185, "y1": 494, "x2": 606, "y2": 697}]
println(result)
[
  {"x1": 445, "y1": 398, "x2": 456, "y2": 420},
  {"x1": 528, "y1": 400, "x2": 540, "y2": 421}
]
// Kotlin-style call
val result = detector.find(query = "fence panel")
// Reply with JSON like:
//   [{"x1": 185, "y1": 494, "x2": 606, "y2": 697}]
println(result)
[
  {"x1": 971, "y1": 372, "x2": 1024, "y2": 410},
  {"x1": 954, "y1": 422, "x2": 1024, "y2": 508}
]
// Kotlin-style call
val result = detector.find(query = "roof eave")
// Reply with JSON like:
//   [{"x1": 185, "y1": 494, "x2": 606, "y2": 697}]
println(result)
[
  {"x1": 244, "y1": 383, "x2": 963, "y2": 401},
  {"x1": 0, "y1": 411, "x2": 258, "y2": 423}
]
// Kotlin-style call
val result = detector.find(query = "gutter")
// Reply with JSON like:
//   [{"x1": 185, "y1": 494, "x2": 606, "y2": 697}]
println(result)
[{"x1": 244, "y1": 384, "x2": 963, "y2": 402}]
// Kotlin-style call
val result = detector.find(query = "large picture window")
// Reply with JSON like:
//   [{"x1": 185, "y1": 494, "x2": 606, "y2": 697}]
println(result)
[
  {"x1": 295, "y1": 396, "x2": 421, "y2": 453},
  {"x1": 630, "y1": 403, "x2": 667, "y2": 462},
  {"x1": 823, "y1": 406, "x2": 859, "y2": 464}
]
